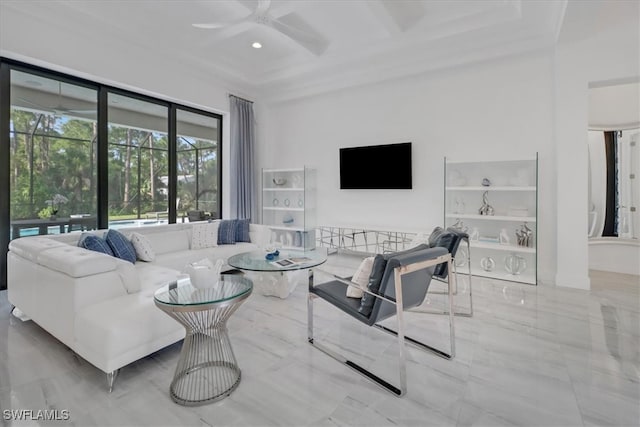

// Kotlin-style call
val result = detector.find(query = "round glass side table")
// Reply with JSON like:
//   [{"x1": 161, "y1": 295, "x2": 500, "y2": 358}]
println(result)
[{"x1": 154, "y1": 275, "x2": 252, "y2": 406}]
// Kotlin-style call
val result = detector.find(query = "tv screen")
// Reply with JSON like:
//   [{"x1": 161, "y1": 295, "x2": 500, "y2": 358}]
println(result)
[{"x1": 340, "y1": 142, "x2": 412, "y2": 189}]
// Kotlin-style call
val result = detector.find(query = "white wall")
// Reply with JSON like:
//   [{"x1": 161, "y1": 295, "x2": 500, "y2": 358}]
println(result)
[
  {"x1": 555, "y1": 21, "x2": 640, "y2": 289},
  {"x1": 258, "y1": 52, "x2": 557, "y2": 284}
]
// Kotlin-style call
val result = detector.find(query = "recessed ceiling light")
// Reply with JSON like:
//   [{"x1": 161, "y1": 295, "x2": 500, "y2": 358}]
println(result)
[{"x1": 252, "y1": 42, "x2": 262, "y2": 49}]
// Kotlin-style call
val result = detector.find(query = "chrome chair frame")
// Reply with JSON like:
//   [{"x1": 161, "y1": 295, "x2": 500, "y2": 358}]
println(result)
[
  {"x1": 426, "y1": 236, "x2": 473, "y2": 317},
  {"x1": 308, "y1": 253, "x2": 455, "y2": 397}
]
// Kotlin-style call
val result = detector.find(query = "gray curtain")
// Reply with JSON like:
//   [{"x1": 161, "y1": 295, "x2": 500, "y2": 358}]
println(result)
[{"x1": 229, "y1": 95, "x2": 255, "y2": 220}]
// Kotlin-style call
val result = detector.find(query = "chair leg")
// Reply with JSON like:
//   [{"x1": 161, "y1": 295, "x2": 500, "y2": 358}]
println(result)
[
  {"x1": 106, "y1": 369, "x2": 119, "y2": 393},
  {"x1": 420, "y1": 239, "x2": 473, "y2": 317},
  {"x1": 307, "y1": 290, "x2": 406, "y2": 396},
  {"x1": 377, "y1": 258, "x2": 456, "y2": 359}
]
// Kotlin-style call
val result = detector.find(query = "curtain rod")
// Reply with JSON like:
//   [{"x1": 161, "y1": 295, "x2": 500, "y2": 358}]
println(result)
[{"x1": 229, "y1": 94, "x2": 254, "y2": 104}]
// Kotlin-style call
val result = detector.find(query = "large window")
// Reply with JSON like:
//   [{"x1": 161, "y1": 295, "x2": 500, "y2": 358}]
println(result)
[
  {"x1": 0, "y1": 58, "x2": 223, "y2": 290},
  {"x1": 9, "y1": 70, "x2": 97, "y2": 238},
  {"x1": 108, "y1": 94, "x2": 169, "y2": 224},
  {"x1": 177, "y1": 109, "x2": 220, "y2": 218}
]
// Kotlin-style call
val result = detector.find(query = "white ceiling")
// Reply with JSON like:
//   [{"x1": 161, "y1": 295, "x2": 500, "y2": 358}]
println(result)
[{"x1": 1, "y1": 0, "x2": 635, "y2": 102}]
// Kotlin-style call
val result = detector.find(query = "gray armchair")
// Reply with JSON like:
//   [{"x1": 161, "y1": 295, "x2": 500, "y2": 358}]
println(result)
[{"x1": 308, "y1": 244, "x2": 454, "y2": 396}]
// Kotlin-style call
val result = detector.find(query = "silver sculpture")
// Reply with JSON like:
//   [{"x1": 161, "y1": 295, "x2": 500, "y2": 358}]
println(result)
[
  {"x1": 478, "y1": 191, "x2": 495, "y2": 216},
  {"x1": 516, "y1": 222, "x2": 533, "y2": 247}
]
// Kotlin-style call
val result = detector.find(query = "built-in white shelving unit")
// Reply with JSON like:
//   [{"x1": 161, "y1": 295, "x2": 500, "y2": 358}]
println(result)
[
  {"x1": 444, "y1": 155, "x2": 538, "y2": 285},
  {"x1": 262, "y1": 167, "x2": 316, "y2": 250}
]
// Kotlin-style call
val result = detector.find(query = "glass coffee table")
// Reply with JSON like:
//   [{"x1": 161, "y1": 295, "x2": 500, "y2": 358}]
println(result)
[
  {"x1": 228, "y1": 248, "x2": 328, "y2": 298},
  {"x1": 154, "y1": 275, "x2": 252, "y2": 406}
]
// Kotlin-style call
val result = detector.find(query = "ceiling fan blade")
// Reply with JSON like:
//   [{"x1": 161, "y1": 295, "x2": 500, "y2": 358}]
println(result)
[
  {"x1": 193, "y1": 15, "x2": 251, "y2": 30},
  {"x1": 193, "y1": 22, "x2": 230, "y2": 29},
  {"x1": 269, "y1": 13, "x2": 329, "y2": 56}
]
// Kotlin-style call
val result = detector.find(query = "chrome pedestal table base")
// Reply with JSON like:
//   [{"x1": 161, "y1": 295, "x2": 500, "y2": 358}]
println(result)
[{"x1": 154, "y1": 276, "x2": 252, "y2": 406}]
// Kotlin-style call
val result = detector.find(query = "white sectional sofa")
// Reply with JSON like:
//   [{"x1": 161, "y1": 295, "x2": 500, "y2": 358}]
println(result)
[{"x1": 7, "y1": 221, "x2": 270, "y2": 389}]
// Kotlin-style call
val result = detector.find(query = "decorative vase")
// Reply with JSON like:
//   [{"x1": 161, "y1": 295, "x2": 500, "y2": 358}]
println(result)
[
  {"x1": 499, "y1": 228, "x2": 510, "y2": 245},
  {"x1": 184, "y1": 259, "x2": 224, "y2": 289},
  {"x1": 504, "y1": 253, "x2": 526, "y2": 275},
  {"x1": 454, "y1": 247, "x2": 468, "y2": 267},
  {"x1": 480, "y1": 256, "x2": 495, "y2": 272}
]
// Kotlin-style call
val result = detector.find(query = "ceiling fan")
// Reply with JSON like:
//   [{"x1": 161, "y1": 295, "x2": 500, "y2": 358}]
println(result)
[
  {"x1": 17, "y1": 81, "x2": 95, "y2": 116},
  {"x1": 193, "y1": 0, "x2": 329, "y2": 56}
]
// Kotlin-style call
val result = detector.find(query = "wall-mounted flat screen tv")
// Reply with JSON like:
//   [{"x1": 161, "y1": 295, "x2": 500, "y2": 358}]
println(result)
[{"x1": 340, "y1": 142, "x2": 412, "y2": 189}]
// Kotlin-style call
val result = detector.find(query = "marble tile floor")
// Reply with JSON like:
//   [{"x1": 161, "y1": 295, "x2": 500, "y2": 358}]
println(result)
[{"x1": 0, "y1": 253, "x2": 638, "y2": 427}]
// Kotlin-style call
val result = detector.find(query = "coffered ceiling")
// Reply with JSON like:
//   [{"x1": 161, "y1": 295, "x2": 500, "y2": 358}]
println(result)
[{"x1": 1, "y1": 0, "x2": 629, "y2": 102}]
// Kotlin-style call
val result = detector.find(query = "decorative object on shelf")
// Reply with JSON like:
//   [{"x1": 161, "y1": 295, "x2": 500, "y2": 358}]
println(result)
[
  {"x1": 480, "y1": 256, "x2": 495, "y2": 272},
  {"x1": 504, "y1": 253, "x2": 527, "y2": 275},
  {"x1": 294, "y1": 231, "x2": 302, "y2": 247},
  {"x1": 450, "y1": 218, "x2": 468, "y2": 233},
  {"x1": 516, "y1": 222, "x2": 533, "y2": 247},
  {"x1": 282, "y1": 214, "x2": 294, "y2": 225},
  {"x1": 470, "y1": 227, "x2": 479, "y2": 242},
  {"x1": 272, "y1": 177, "x2": 287, "y2": 186},
  {"x1": 272, "y1": 198, "x2": 279, "y2": 207},
  {"x1": 284, "y1": 198, "x2": 290, "y2": 207},
  {"x1": 478, "y1": 191, "x2": 495, "y2": 216},
  {"x1": 508, "y1": 206, "x2": 529, "y2": 217},
  {"x1": 297, "y1": 198, "x2": 304, "y2": 208},
  {"x1": 454, "y1": 197, "x2": 466, "y2": 214},
  {"x1": 481, "y1": 178, "x2": 491, "y2": 187},
  {"x1": 286, "y1": 233, "x2": 293, "y2": 247},
  {"x1": 454, "y1": 247, "x2": 468, "y2": 268},
  {"x1": 499, "y1": 228, "x2": 510, "y2": 245},
  {"x1": 454, "y1": 246, "x2": 468, "y2": 267}
]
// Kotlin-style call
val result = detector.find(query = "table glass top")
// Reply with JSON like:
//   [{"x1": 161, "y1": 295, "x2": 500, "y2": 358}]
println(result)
[
  {"x1": 227, "y1": 248, "x2": 328, "y2": 272},
  {"x1": 154, "y1": 275, "x2": 252, "y2": 306}
]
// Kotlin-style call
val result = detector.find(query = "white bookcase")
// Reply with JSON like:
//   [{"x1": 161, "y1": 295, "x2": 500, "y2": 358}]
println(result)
[
  {"x1": 444, "y1": 155, "x2": 538, "y2": 285},
  {"x1": 262, "y1": 167, "x2": 316, "y2": 250}
]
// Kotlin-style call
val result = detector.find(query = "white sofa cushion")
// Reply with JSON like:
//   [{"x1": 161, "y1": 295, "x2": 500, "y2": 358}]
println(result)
[
  {"x1": 75, "y1": 291, "x2": 184, "y2": 367},
  {"x1": 191, "y1": 222, "x2": 219, "y2": 249},
  {"x1": 37, "y1": 245, "x2": 117, "y2": 278},
  {"x1": 135, "y1": 264, "x2": 182, "y2": 294},
  {"x1": 115, "y1": 258, "x2": 141, "y2": 294},
  {"x1": 129, "y1": 232, "x2": 155, "y2": 262},
  {"x1": 8, "y1": 237, "x2": 67, "y2": 262},
  {"x1": 144, "y1": 229, "x2": 190, "y2": 255}
]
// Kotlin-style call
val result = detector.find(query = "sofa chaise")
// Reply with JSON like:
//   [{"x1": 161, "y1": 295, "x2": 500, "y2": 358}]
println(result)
[{"x1": 7, "y1": 221, "x2": 270, "y2": 390}]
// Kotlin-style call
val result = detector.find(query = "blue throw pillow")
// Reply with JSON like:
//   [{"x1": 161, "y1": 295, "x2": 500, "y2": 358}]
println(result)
[
  {"x1": 218, "y1": 219, "x2": 238, "y2": 244},
  {"x1": 235, "y1": 218, "x2": 251, "y2": 243},
  {"x1": 105, "y1": 229, "x2": 137, "y2": 264},
  {"x1": 79, "y1": 234, "x2": 114, "y2": 256}
]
